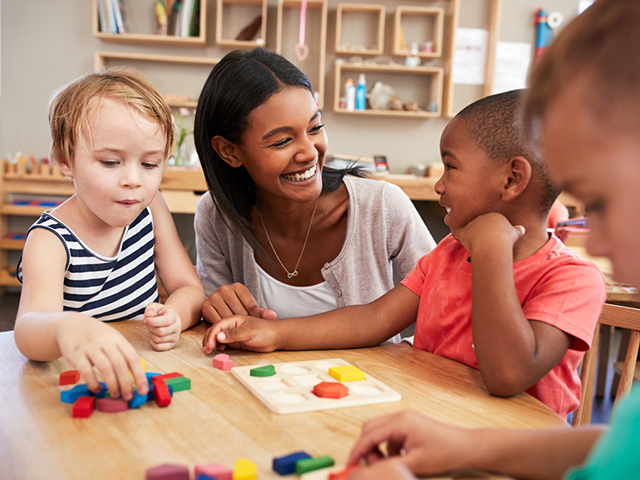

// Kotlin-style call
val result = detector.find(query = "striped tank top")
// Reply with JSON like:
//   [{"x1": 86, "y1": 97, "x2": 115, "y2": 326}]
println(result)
[{"x1": 17, "y1": 207, "x2": 159, "y2": 321}]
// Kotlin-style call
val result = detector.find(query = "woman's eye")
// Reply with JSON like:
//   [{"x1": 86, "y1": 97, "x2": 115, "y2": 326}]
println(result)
[
  {"x1": 310, "y1": 124, "x2": 324, "y2": 133},
  {"x1": 271, "y1": 138, "x2": 291, "y2": 148}
]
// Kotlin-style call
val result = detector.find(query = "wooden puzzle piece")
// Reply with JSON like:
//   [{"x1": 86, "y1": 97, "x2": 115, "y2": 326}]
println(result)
[
  {"x1": 329, "y1": 465, "x2": 360, "y2": 479},
  {"x1": 165, "y1": 376, "x2": 191, "y2": 392},
  {"x1": 213, "y1": 353, "x2": 233, "y2": 370},
  {"x1": 96, "y1": 398, "x2": 129, "y2": 413},
  {"x1": 128, "y1": 389, "x2": 148, "y2": 409},
  {"x1": 145, "y1": 463, "x2": 190, "y2": 480},
  {"x1": 152, "y1": 377, "x2": 172, "y2": 407},
  {"x1": 233, "y1": 458, "x2": 257, "y2": 480},
  {"x1": 273, "y1": 451, "x2": 312, "y2": 475},
  {"x1": 72, "y1": 396, "x2": 95, "y2": 418},
  {"x1": 250, "y1": 364, "x2": 276, "y2": 377},
  {"x1": 312, "y1": 382, "x2": 349, "y2": 399},
  {"x1": 195, "y1": 463, "x2": 233, "y2": 480},
  {"x1": 296, "y1": 456, "x2": 335, "y2": 476},
  {"x1": 60, "y1": 384, "x2": 92, "y2": 404},
  {"x1": 59, "y1": 370, "x2": 81, "y2": 386},
  {"x1": 328, "y1": 365, "x2": 365, "y2": 382}
]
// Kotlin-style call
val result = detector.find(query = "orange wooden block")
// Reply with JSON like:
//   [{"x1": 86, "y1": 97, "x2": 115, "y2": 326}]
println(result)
[
  {"x1": 329, "y1": 465, "x2": 360, "y2": 479},
  {"x1": 312, "y1": 382, "x2": 349, "y2": 399}
]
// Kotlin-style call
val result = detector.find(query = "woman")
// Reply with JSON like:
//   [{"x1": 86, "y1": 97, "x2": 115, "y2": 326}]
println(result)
[{"x1": 193, "y1": 48, "x2": 435, "y2": 344}]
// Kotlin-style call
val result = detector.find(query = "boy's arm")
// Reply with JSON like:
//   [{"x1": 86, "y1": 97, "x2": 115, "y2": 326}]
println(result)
[
  {"x1": 457, "y1": 213, "x2": 572, "y2": 396},
  {"x1": 204, "y1": 284, "x2": 420, "y2": 353},
  {"x1": 14, "y1": 229, "x2": 147, "y2": 400},
  {"x1": 151, "y1": 193, "x2": 206, "y2": 332}
]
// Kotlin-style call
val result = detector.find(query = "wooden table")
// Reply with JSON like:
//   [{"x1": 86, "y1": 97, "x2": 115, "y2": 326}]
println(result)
[{"x1": 0, "y1": 322, "x2": 567, "y2": 480}]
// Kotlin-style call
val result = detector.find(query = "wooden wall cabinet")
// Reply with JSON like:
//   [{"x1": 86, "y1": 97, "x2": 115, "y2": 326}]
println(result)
[
  {"x1": 216, "y1": 0, "x2": 267, "y2": 48},
  {"x1": 393, "y1": 6, "x2": 445, "y2": 58},
  {"x1": 335, "y1": 3, "x2": 385, "y2": 56}
]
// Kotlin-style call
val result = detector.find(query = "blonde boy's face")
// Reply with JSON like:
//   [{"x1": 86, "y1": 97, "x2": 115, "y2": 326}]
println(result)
[
  {"x1": 542, "y1": 79, "x2": 640, "y2": 288},
  {"x1": 435, "y1": 117, "x2": 504, "y2": 235},
  {"x1": 62, "y1": 98, "x2": 166, "y2": 229}
]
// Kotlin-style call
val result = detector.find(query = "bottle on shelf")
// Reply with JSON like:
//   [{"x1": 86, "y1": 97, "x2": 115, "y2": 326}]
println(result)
[
  {"x1": 356, "y1": 74, "x2": 367, "y2": 111},
  {"x1": 345, "y1": 79, "x2": 356, "y2": 111}
]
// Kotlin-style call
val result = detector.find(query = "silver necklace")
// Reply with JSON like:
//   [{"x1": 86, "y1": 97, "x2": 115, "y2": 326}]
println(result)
[{"x1": 257, "y1": 197, "x2": 319, "y2": 279}]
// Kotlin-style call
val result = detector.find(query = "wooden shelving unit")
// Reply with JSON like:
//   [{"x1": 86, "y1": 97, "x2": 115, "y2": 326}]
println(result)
[
  {"x1": 216, "y1": 0, "x2": 267, "y2": 48},
  {"x1": 335, "y1": 3, "x2": 386, "y2": 56},
  {"x1": 94, "y1": 51, "x2": 220, "y2": 108},
  {"x1": 92, "y1": 0, "x2": 208, "y2": 47},
  {"x1": 276, "y1": 0, "x2": 328, "y2": 109},
  {"x1": 393, "y1": 6, "x2": 445, "y2": 58},
  {"x1": 334, "y1": 62, "x2": 444, "y2": 118}
]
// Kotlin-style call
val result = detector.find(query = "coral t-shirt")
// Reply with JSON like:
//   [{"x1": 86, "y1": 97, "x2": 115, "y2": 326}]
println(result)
[{"x1": 401, "y1": 234, "x2": 606, "y2": 419}]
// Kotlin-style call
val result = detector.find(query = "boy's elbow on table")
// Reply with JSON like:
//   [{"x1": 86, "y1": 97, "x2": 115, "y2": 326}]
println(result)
[{"x1": 480, "y1": 368, "x2": 533, "y2": 398}]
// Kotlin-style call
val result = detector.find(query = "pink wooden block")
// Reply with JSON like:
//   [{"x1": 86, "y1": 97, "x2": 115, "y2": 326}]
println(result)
[
  {"x1": 146, "y1": 463, "x2": 190, "y2": 480},
  {"x1": 195, "y1": 463, "x2": 233, "y2": 480},
  {"x1": 213, "y1": 353, "x2": 233, "y2": 370},
  {"x1": 96, "y1": 397, "x2": 129, "y2": 413}
]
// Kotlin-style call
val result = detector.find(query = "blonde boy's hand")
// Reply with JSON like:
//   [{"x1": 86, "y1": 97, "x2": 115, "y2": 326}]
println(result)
[
  {"x1": 143, "y1": 303, "x2": 182, "y2": 351},
  {"x1": 56, "y1": 316, "x2": 148, "y2": 401},
  {"x1": 202, "y1": 315, "x2": 278, "y2": 354},
  {"x1": 347, "y1": 411, "x2": 472, "y2": 477},
  {"x1": 349, "y1": 459, "x2": 417, "y2": 480},
  {"x1": 202, "y1": 283, "x2": 277, "y2": 325},
  {"x1": 454, "y1": 212, "x2": 525, "y2": 254}
]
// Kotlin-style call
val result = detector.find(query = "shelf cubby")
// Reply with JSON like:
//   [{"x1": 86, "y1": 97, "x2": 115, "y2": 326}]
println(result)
[
  {"x1": 393, "y1": 6, "x2": 445, "y2": 58},
  {"x1": 335, "y1": 3, "x2": 386, "y2": 56},
  {"x1": 216, "y1": 0, "x2": 267, "y2": 48}
]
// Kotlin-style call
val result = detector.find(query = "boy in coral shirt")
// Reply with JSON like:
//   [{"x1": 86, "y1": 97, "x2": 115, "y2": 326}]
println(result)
[{"x1": 204, "y1": 89, "x2": 606, "y2": 418}]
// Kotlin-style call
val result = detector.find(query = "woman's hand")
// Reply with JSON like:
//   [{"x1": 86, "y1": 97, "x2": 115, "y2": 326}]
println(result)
[
  {"x1": 143, "y1": 303, "x2": 182, "y2": 351},
  {"x1": 56, "y1": 316, "x2": 148, "y2": 401},
  {"x1": 202, "y1": 283, "x2": 276, "y2": 325},
  {"x1": 202, "y1": 315, "x2": 279, "y2": 354},
  {"x1": 348, "y1": 411, "x2": 472, "y2": 477}
]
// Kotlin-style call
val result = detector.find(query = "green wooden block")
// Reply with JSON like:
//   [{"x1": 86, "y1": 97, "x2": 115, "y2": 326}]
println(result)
[
  {"x1": 250, "y1": 364, "x2": 276, "y2": 377},
  {"x1": 165, "y1": 376, "x2": 191, "y2": 392},
  {"x1": 295, "y1": 456, "x2": 334, "y2": 476}
]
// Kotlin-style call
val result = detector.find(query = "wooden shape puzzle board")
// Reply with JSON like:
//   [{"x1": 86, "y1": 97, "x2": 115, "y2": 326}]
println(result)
[{"x1": 231, "y1": 358, "x2": 401, "y2": 414}]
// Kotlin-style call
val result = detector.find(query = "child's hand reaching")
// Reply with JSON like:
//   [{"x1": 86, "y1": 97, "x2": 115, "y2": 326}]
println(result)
[
  {"x1": 347, "y1": 411, "x2": 472, "y2": 477},
  {"x1": 56, "y1": 316, "x2": 148, "y2": 401},
  {"x1": 202, "y1": 315, "x2": 278, "y2": 354},
  {"x1": 454, "y1": 212, "x2": 525, "y2": 255},
  {"x1": 143, "y1": 303, "x2": 182, "y2": 351}
]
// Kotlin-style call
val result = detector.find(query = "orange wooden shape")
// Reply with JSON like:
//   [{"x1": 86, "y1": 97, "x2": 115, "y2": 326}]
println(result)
[
  {"x1": 312, "y1": 382, "x2": 349, "y2": 399},
  {"x1": 59, "y1": 370, "x2": 81, "y2": 386}
]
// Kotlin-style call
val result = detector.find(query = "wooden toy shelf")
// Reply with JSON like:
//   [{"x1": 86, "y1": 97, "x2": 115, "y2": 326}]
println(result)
[{"x1": 216, "y1": 0, "x2": 268, "y2": 48}]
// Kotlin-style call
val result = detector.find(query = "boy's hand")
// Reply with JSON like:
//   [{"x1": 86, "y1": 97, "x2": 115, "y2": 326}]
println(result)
[
  {"x1": 347, "y1": 411, "x2": 471, "y2": 477},
  {"x1": 202, "y1": 283, "x2": 277, "y2": 325},
  {"x1": 454, "y1": 212, "x2": 525, "y2": 254},
  {"x1": 56, "y1": 317, "x2": 148, "y2": 401},
  {"x1": 350, "y1": 459, "x2": 416, "y2": 480},
  {"x1": 202, "y1": 316, "x2": 278, "y2": 354},
  {"x1": 143, "y1": 303, "x2": 182, "y2": 351}
]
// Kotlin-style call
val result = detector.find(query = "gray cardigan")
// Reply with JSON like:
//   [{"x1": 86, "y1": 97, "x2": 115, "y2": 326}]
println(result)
[{"x1": 194, "y1": 175, "x2": 436, "y2": 309}]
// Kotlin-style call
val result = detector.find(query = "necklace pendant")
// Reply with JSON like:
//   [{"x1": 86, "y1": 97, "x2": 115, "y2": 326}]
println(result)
[{"x1": 288, "y1": 271, "x2": 298, "y2": 278}]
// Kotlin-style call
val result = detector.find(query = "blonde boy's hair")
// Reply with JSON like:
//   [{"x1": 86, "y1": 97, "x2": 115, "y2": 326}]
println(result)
[
  {"x1": 48, "y1": 67, "x2": 176, "y2": 166},
  {"x1": 524, "y1": 0, "x2": 640, "y2": 137}
]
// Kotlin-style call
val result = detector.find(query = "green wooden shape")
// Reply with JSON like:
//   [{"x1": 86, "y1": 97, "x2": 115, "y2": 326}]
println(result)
[
  {"x1": 250, "y1": 364, "x2": 276, "y2": 377},
  {"x1": 165, "y1": 376, "x2": 191, "y2": 392},
  {"x1": 295, "y1": 456, "x2": 335, "y2": 476}
]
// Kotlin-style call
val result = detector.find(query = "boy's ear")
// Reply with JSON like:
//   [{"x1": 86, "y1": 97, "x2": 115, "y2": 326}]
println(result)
[
  {"x1": 502, "y1": 156, "x2": 532, "y2": 202},
  {"x1": 56, "y1": 158, "x2": 73, "y2": 178},
  {"x1": 211, "y1": 136, "x2": 243, "y2": 168}
]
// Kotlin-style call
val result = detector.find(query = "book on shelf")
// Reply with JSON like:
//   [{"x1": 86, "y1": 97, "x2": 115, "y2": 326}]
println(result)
[{"x1": 97, "y1": 0, "x2": 129, "y2": 34}]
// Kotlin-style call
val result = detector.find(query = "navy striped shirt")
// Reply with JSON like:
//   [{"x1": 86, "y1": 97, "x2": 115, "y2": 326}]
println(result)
[{"x1": 17, "y1": 208, "x2": 159, "y2": 321}]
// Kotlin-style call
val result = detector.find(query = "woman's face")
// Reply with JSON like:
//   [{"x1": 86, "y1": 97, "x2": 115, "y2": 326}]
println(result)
[
  {"x1": 542, "y1": 78, "x2": 640, "y2": 288},
  {"x1": 234, "y1": 86, "x2": 327, "y2": 204}
]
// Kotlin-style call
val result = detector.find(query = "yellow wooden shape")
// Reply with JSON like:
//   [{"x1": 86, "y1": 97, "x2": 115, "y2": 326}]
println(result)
[
  {"x1": 328, "y1": 365, "x2": 365, "y2": 382},
  {"x1": 233, "y1": 458, "x2": 257, "y2": 480}
]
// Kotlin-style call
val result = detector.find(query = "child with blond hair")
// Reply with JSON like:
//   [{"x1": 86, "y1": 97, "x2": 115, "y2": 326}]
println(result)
[{"x1": 14, "y1": 68, "x2": 205, "y2": 401}]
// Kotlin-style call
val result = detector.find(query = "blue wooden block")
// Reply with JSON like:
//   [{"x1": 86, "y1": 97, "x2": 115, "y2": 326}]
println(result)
[
  {"x1": 94, "y1": 382, "x2": 109, "y2": 398},
  {"x1": 128, "y1": 389, "x2": 148, "y2": 409},
  {"x1": 195, "y1": 474, "x2": 218, "y2": 480},
  {"x1": 146, "y1": 372, "x2": 161, "y2": 380},
  {"x1": 273, "y1": 451, "x2": 312, "y2": 475},
  {"x1": 60, "y1": 384, "x2": 92, "y2": 404}
]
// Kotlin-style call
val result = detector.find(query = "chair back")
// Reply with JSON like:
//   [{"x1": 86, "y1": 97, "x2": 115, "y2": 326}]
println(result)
[{"x1": 572, "y1": 303, "x2": 640, "y2": 426}]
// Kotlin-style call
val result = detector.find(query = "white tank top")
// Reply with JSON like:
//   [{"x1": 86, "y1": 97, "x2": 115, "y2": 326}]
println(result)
[{"x1": 256, "y1": 263, "x2": 338, "y2": 319}]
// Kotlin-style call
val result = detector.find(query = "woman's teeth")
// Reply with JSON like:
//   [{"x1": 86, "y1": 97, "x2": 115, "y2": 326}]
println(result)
[{"x1": 282, "y1": 165, "x2": 317, "y2": 182}]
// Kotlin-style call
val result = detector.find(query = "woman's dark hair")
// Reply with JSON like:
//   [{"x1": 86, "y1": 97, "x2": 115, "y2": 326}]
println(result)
[{"x1": 194, "y1": 48, "x2": 360, "y2": 249}]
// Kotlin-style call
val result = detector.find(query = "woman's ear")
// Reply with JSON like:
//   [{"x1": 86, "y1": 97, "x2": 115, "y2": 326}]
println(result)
[
  {"x1": 211, "y1": 136, "x2": 242, "y2": 168},
  {"x1": 502, "y1": 156, "x2": 532, "y2": 202}
]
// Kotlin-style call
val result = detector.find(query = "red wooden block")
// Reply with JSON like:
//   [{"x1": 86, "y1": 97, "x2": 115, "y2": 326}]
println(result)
[
  {"x1": 145, "y1": 463, "x2": 190, "y2": 480},
  {"x1": 96, "y1": 397, "x2": 129, "y2": 413},
  {"x1": 59, "y1": 370, "x2": 81, "y2": 386},
  {"x1": 152, "y1": 378, "x2": 172, "y2": 407},
  {"x1": 329, "y1": 465, "x2": 360, "y2": 479},
  {"x1": 72, "y1": 396, "x2": 95, "y2": 418},
  {"x1": 313, "y1": 382, "x2": 349, "y2": 399},
  {"x1": 195, "y1": 463, "x2": 233, "y2": 480},
  {"x1": 213, "y1": 353, "x2": 233, "y2": 370},
  {"x1": 152, "y1": 372, "x2": 183, "y2": 382}
]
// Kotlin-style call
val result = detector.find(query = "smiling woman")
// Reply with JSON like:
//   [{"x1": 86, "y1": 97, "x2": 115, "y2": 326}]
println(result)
[{"x1": 193, "y1": 48, "x2": 436, "y2": 337}]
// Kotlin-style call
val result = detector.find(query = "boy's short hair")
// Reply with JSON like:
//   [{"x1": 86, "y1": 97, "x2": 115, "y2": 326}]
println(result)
[
  {"x1": 456, "y1": 89, "x2": 560, "y2": 215},
  {"x1": 48, "y1": 67, "x2": 176, "y2": 166},
  {"x1": 524, "y1": 0, "x2": 640, "y2": 138}
]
